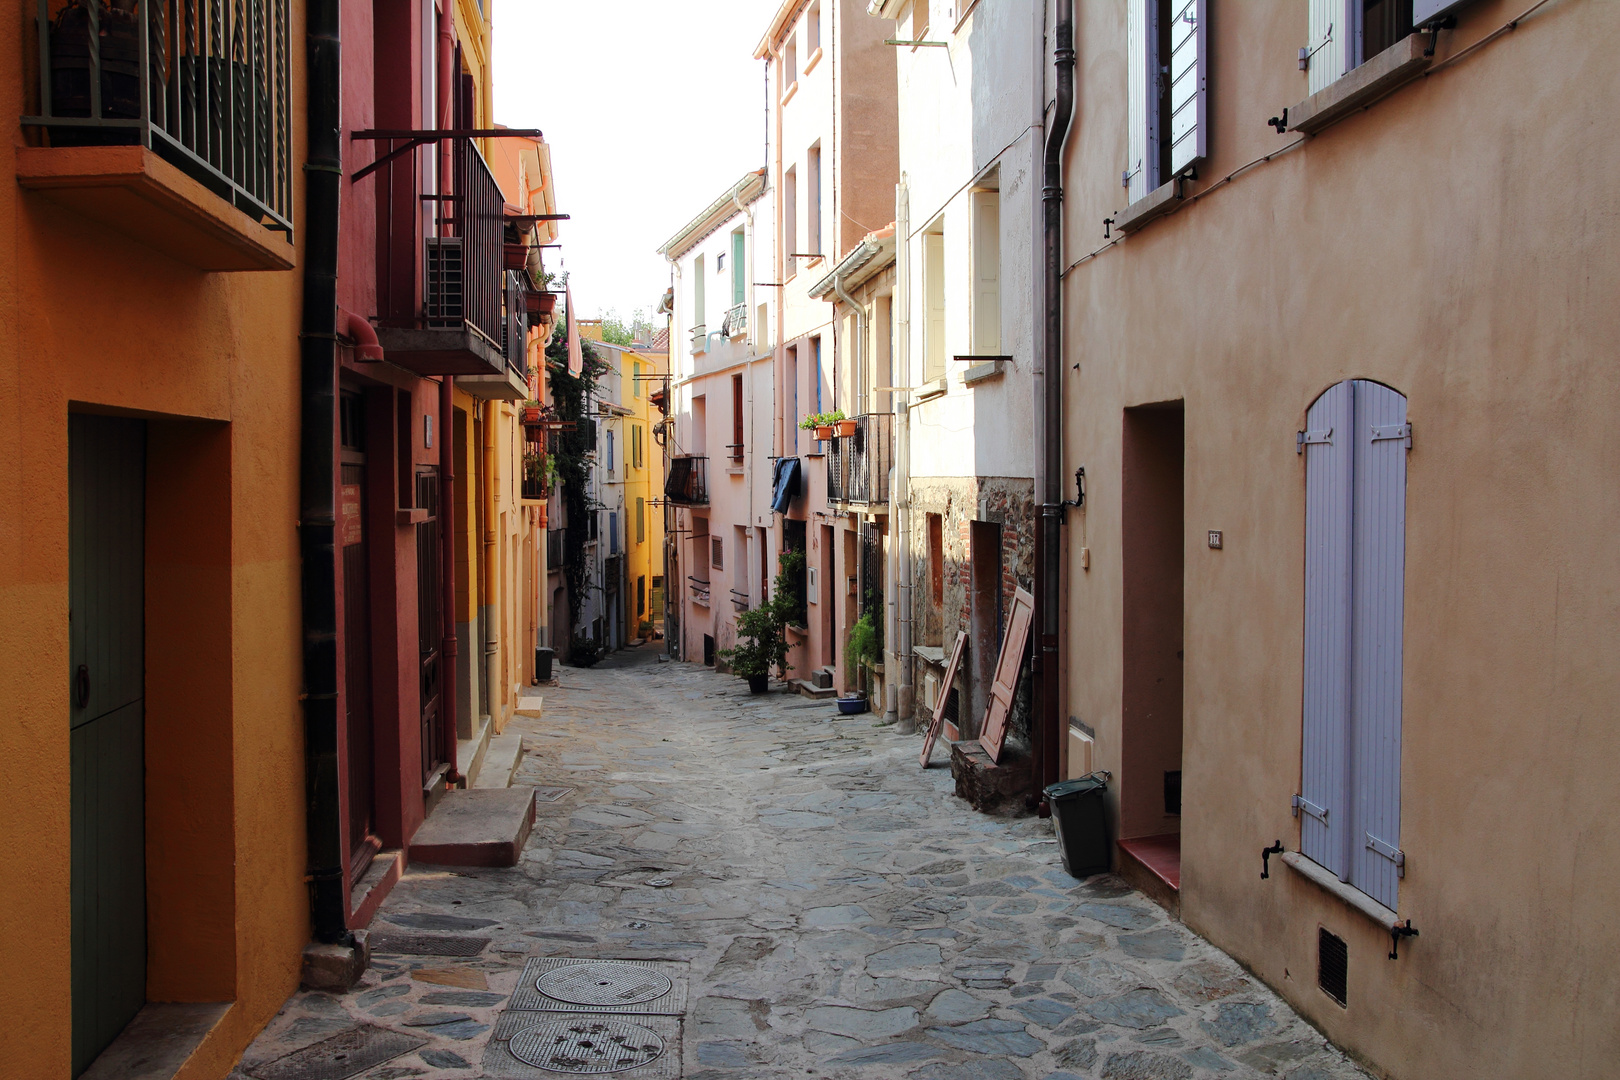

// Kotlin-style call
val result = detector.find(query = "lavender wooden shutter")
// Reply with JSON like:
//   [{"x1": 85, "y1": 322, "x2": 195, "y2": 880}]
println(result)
[
  {"x1": 1300, "y1": 380, "x2": 1353, "y2": 879},
  {"x1": 1350, "y1": 380, "x2": 1408, "y2": 910},
  {"x1": 1167, "y1": 0, "x2": 1207, "y2": 176},
  {"x1": 1125, "y1": 0, "x2": 1156, "y2": 202}
]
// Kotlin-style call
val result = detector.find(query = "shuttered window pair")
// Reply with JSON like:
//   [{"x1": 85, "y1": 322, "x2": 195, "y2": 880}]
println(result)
[
  {"x1": 1124, "y1": 0, "x2": 1206, "y2": 204},
  {"x1": 1299, "y1": 379, "x2": 1410, "y2": 912}
]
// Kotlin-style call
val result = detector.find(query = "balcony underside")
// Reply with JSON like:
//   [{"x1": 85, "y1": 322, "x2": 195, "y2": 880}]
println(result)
[
  {"x1": 374, "y1": 325, "x2": 505, "y2": 377},
  {"x1": 459, "y1": 365, "x2": 529, "y2": 401},
  {"x1": 16, "y1": 145, "x2": 294, "y2": 271}
]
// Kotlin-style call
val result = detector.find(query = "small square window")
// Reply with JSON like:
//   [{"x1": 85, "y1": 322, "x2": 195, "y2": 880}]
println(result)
[{"x1": 717, "y1": 253, "x2": 726, "y2": 271}]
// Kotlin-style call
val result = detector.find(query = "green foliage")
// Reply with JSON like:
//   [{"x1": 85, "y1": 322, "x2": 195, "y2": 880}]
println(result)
[
  {"x1": 847, "y1": 612, "x2": 881, "y2": 672},
  {"x1": 568, "y1": 630, "x2": 603, "y2": 667},
  {"x1": 797, "y1": 409, "x2": 848, "y2": 431},
  {"x1": 718, "y1": 547, "x2": 806, "y2": 683},
  {"x1": 599, "y1": 308, "x2": 654, "y2": 347}
]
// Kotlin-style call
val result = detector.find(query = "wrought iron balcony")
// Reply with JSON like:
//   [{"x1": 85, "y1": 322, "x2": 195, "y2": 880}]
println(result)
[
  {"x1": 689, "y1": 577, "x2": 711, "y2": 606},
  {"x1": 827, "y1": 413, "x2": 892, "y2": 507},
  {"x1": 664, "y1": 455, "x2": 708, "y2": 506},
  {"x1": 21, "y1": 0, "x2": 295, "y2": 266},
  {"x1": 722, "y1": 303, "x2": 747, "y2": 338},
  {"x1": 369, "y1": 136, "x2": 508, "y2": 378}
]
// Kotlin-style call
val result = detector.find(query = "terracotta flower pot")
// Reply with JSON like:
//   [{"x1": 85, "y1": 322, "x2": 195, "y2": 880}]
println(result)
[
  {"x1": 814, "y1": 425, "x2": 834, "y2": 440},
  {"x1": 521, "y1": 406, "x2": 542, "y2": 424},
  {"x1": 834, "y1": 419, "x2": 857, "y2": 437},
  {"x1": 504, "y1": 243, "x2": 529, "y2": 270}
]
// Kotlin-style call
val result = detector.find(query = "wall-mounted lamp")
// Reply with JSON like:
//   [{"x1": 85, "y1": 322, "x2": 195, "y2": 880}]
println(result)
[{"x1": 1062, "y1": 466, "x2": 1085, "y2": 509}]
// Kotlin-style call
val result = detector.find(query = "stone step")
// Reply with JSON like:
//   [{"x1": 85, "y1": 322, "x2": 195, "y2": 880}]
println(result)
[
  {"x1": 790, "y1": 679, "x2": 838, "y2": 699},
  {"x1": 456, "y1": 715, "x2": 493, "y2": 788},
  {"x1": 408, "y1": 787, "x2": 536, "y2": 868},
  {"x1": 472, "y1": 731, "x2": 524, "y2": 789}
]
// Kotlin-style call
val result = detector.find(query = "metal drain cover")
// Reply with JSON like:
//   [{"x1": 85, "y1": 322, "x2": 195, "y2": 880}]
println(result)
[
  {"x1": 537, "y1": 962, "x2": 673, "y2": 1007},
  {"x1": 508, "y1": 1018, "x2": 664, "y2": 1074}
]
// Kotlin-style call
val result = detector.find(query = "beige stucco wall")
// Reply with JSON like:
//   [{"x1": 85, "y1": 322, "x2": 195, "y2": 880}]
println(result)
[{"x1": 1059, "y1": 1, "x2": 1620, "y2": 1076}]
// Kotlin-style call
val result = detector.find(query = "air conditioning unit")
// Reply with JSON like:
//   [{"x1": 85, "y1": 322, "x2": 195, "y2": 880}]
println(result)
[{"x1": 425, "y1": 238, "x2": 465, "y2": 325}]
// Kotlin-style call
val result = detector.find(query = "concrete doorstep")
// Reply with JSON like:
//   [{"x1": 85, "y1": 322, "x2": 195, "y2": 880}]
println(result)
[{"x1": 408, "y1": 787, "x2": 536, "y2": 868}]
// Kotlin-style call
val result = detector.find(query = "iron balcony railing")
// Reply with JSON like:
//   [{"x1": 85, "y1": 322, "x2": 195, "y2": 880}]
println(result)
[
  {"x1": 689, "y1": 577, "x2": 711, "y2": 606},
  {"x1": 689, "y1": 324, "x2": 706, "y2": 355},
  {"x1": 24, "y1": 0, "x2": 294, "y2": 235},
  {"x1": 376, "y1": 136, "x2": 504, "y2": 349},
  {"x1": 722, "y1": 303, "x2": 747, "y2": 338},
  {"x1": 664, "y1": 455, "x2": 708, "y2": 506},
  {"x1": 827, "y1": 413, "x2": 893, "y2": 506}
]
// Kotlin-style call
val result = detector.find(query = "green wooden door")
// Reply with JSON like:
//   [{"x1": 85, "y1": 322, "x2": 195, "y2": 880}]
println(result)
[{"x1": 69, "y1": 415, "x2": 147, "y2": 1076}]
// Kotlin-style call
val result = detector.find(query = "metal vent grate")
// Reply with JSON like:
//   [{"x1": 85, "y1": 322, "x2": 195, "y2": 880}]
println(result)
[
  {"x1": 538, "y1": 963, "x2": 673, "y2": 1008},
  {"x1": 508, "y1": 958, "x2": 688, "y2": 1016},
  {"x1": 1319, "y1": 927, "x2": 1348, "y2": 1006},
  {"x1": 508, "y1": 1017, "x2": 665, "y2": 1074}
]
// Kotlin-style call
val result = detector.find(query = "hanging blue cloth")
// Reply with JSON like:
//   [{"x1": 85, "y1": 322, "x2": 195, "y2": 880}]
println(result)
[{"x1": 771, "y1": 457, "x2": 801, "y2": 514}]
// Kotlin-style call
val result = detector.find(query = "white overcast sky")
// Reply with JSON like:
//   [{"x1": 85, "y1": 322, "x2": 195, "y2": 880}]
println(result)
[{"x1": 491, "y1": 0, "x2": 776, "y2": 323}]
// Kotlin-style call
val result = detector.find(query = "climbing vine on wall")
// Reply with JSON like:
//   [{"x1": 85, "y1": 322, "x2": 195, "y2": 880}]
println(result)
[{"x1": 546, "y1": 323, "x2": 606, "y2": 624}]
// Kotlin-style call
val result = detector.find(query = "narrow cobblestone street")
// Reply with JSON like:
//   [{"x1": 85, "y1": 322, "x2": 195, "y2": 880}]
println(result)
[{"x1": 233, "y1": 649, "x2": 1371, "y2": 1080}]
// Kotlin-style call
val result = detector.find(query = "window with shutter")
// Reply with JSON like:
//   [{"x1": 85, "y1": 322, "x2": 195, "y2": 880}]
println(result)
[
  {"x1": 1309, "y1": 0, "x2": 1415, "y2": 93},
  {"x1": 1126, "y1": 0, "x2": 1206, "y2": 203},
  {"x1": 1300, "y1": 379, "x2": 1408, "y2": 911}
]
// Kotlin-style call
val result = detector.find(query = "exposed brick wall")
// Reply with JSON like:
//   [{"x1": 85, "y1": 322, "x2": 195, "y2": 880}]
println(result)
[{"x1": 908, "y1": 476, "x2": 1035, "y2": 741}]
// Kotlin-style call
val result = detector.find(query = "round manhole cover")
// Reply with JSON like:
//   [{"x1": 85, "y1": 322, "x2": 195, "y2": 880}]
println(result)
[
  {"x1": 508, "y1": 1017, "x2": 665, "y2": 1074},
  {"x1": 537, "y1": 962, "x2": 673, "y2": 1007}
]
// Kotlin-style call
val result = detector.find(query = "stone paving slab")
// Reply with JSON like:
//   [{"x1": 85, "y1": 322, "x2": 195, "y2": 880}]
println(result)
[{"x1": 230, "y1": 646, "x2": 1373, "y2": 1080}]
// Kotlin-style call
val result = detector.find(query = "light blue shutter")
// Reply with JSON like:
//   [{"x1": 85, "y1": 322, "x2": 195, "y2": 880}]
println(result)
[
  {"x1": 1300, "y1": 380, "x2": 1354, "y2": 879},
  {"x1": 1125, "y1": 0, "x2": 1156, "y2": 202},
  {"x1": 1350, "y1": 380, "x2": 1407, "y2": 910},
  {"x1": 1167, "y1": 0, "x2": 1206, "y2": 176}
]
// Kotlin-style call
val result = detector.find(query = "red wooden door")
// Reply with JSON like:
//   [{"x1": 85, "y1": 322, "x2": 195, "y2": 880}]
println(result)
[{"x1": 979, "y1": 587, "x2": 1033, "y2": 762}]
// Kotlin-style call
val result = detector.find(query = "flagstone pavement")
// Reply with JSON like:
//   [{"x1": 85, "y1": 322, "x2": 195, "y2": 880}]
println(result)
[{"x1": 230, "y1": 644, "x2": 1371, "y2": 1080}]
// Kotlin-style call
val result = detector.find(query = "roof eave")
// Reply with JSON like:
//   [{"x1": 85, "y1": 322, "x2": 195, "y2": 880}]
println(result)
[{"x1": 657, "y1": 170, "x2": 768, "y2": 260}]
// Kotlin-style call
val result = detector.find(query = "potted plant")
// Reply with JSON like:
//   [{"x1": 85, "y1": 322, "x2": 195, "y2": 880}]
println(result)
[
  {"x1": 840, "y1": 611, "x2": 881, "y2": 714},
  {"x1": 719, "y1": 602, "x2": 788, "y2": 693},
  {"x1": 568, "y1": 630, "x2": 603, "y2": 667},
  {"x1": 799, "y1": 410, "x2": 847, "y2": 441},
  {"x1": 835, "y1": 416, "x2": 858, "y2": 437},
  {"x1": 521, "y1": 400, "x2": 543, "y2": 425}
]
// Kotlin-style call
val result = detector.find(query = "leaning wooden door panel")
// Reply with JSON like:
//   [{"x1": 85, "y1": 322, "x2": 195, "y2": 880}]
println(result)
[
  {"x1": 920, "y1": 631, "x2": 967, "y2": 767},
  {"x1": 979, "y1": 587, "x2": 1034, "y2": 763}
]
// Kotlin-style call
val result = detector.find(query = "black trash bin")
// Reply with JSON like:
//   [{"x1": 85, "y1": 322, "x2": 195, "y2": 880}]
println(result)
[
  {"x1": 535, "y1": 646, "x2": 555, "y2": 682},
  {"x1": 1045, "y1": 775, "x2": 1110, "y2": 879}
]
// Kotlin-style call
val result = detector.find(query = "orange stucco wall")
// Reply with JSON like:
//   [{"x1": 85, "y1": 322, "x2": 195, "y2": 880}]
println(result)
[{"x1": 0, "y1": 0, "x2": 311, "y2": 1074}]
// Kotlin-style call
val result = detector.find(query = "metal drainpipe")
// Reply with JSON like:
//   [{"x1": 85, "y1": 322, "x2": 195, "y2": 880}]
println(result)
[
  {"x1": 1035, "y1": 0, "x2": 1076, "y2": 803},
  {"x1": 440, "y1": 375, "x2": 460, "y2": 784},
  {"x1": 435, "y1": 0, "x2": 459, "y2": 785},
  {"x1": 483, "y1": 401, "x2": 498, "y2": 731},
  {"x1": 299, "y1": 0, "x2": 346, "y2": 944},
  {"x1": 893, "y1": 176, "x2": 913, "y2": 725}
]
